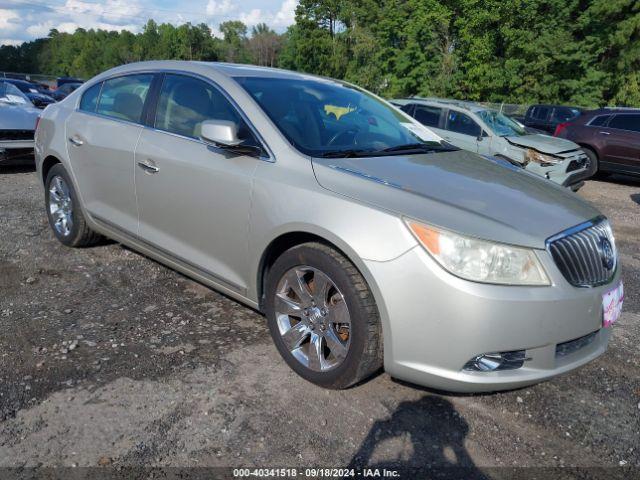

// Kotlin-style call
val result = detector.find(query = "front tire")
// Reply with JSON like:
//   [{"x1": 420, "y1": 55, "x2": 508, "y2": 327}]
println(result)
[
  {"x1": 45, "y1": 164, "x2": 102, "y2": 247},
  {"x1": 265, "y1": 242, "x2": 382, "y2": 389},
  {"x1": 582, "y1": 147, "x2": 599, "y2": 178}
]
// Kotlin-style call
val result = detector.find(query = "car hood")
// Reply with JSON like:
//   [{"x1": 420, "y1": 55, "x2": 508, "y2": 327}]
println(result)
[
  {"x1": 312, "y1": 150, "x2": 600, "y2": 249},
  {"x1": 0, "y1": 104, "x2": 39, "y2": 130},
  {"x1": 504, "y1": 134, "x2": 579, "y2": 154}
]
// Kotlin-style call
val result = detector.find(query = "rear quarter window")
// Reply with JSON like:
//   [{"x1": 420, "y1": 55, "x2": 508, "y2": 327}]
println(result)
[{"x1": 79, "y1": 83, "x2": 101, "y2": 113}]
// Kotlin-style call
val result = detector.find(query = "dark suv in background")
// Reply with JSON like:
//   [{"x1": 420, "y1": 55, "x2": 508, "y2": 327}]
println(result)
[
  {"x1": 524, "y1": 104, "x2": 582, "y2": 134},
  {"x1": 554, "y1": 108, "x2": 640, "y2": 177}
]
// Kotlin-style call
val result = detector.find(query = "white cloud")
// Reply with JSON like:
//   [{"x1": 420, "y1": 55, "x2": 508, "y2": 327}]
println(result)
[
  {"x1": 0, "y1": 38, "x2": 23, "y2": 46},
  {"x1": 1, "y1": 0, "x2": 298, "y2": 47},
  {"x1": 273, "y1": 0, "x2": 296, "y2": 28},
  {"x1": 63, "y1": 0, "x2": 143, "y2": 24},
  {"x1": 206, "y1": 0, "x2": 236, "y2": 16},
  {"x1": 239, "y1": 8, "x2": 263, "y2": 27},
  {"x1": 239, "y1": 0, "x2": 297, "y2": 29},
  {"x1": 0, "y1": 9, "x2": 20, "y2": 33},
  {"x1": 26, "y1": 21, "x2": 56, "y2": 38}
]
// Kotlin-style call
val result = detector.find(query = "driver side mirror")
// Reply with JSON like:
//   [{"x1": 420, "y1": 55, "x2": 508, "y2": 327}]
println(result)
[
  {"x1": 476, "y1": 130, "x2": 488, "y2": 142},
  {"x1": 200, "y1": 119, "x2": 244, "y2": 147},
  {"x1": 199, "y1": 119, "x2": 262, "y2": 157}
]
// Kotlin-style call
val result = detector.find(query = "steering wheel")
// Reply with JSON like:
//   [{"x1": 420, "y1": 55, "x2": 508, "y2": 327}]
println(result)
[{"x1": 327, "y1": 127, "x2": 360, "y2": 146}]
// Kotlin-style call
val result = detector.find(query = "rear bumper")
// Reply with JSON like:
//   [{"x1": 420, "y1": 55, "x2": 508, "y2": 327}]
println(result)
[
  {"x1": 367, "y1": 246, "x2": 618, "y2": 393},
  {"x1": 0, "y1": 142, "x2": 35, "y2": 164}
]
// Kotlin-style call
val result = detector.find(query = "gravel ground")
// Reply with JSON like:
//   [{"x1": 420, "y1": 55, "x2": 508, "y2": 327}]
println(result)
[{"x1": 0, "y1": 166, "x2": 638, "y2": 477}]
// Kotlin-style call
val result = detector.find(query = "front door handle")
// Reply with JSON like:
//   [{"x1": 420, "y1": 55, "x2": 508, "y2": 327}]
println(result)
[
  {"x1": 137, "y1": 160, "x2": 159, "y2": 173},
  {"x1": 599, "y1": 131, "x2": 611, "y2": 135},
  {"x1": 68, "y1": 136, "x2": 83, "y2": 146}
]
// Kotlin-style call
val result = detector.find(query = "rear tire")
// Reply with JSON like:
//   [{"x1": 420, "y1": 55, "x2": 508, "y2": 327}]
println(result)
[
  {"x1": 45, "y1": 164, "x2": 102, "y2": 247},
  {"x1": 265, "y1": 242, "x2": 382, "y2": 389}
]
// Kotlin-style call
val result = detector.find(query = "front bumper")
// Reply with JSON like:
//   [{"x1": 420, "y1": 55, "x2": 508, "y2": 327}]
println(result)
[{"x1": 366, "y1": 245, "x2": 618, "y2": 393}]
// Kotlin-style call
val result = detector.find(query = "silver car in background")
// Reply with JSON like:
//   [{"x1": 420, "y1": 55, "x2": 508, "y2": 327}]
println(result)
[
  {"x1": 0, "y1": 81, "x2": 40, "y2": 165},
  {"x1": 35, "y1": 61, "x2": 622, "y2": 392},
  {"x1": 391, "y1": 98, "x2": 593, "y2": 190}
]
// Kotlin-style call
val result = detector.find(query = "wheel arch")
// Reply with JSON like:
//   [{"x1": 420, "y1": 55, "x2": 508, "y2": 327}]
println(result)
[
  {"x1": 254, "y1": 228, "x2": 385, "y2": 319},
  {"x1": 41, "y1": 155, "x2": 62, "y2": 184},
  {"x1": 577, "y1": 143, "x2": 599, "y2": 159},
  {"x1": 254, "y1": 226, "x2": 392, "y2": 370}
]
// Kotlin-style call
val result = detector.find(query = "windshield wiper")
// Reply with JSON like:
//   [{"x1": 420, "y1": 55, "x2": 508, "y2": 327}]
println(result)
[
  {"x1": 381, "y1": 142, "x2": 458, "y2": 153},
  {"x1": 319, "y1": 149, "x2": 375, "y2": 158}
]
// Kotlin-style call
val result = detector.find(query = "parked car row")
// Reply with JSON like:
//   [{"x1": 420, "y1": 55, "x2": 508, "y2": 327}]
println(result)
[
  {"x1": 0, "y1": 76, "x2": 84, "y2": 166},
  {"x1": 390, "y1": 98, "x2": 593, "y2": 190},
  {"x1": 0, "y1": 81, "x2": 40, "y2": 165},
  {"x1": 393, "y1": 98, "x2": 640, "y2": 184},
  {"x1": 0, "y1": 76, "x2": 83, "y2": 109},
  {"x1": 33, "y1": 61, "x2": 623, "y2": 393}
]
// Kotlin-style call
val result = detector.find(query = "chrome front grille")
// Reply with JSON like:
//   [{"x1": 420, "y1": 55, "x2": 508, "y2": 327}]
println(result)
[{"x1": 548, "y1": 218, "x2": 617, "y2": 287}]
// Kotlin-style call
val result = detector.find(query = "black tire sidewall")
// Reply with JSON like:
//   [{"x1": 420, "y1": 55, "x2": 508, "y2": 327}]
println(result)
[
  {"x1": 583, "y1": 148, "x2": 599, "y2": 177},
  {"x1": 265, "y1": 245, "x2": 371, "y2": 389},
  {"x1": 44, "y1": 164, "x2": 83, "y2": 246}
]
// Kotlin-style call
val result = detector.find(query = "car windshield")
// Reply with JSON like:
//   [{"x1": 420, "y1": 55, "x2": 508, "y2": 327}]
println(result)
[
  {"x1": 236, "y1": 76, "x2": 448, "y2": 157},
  {"x1": 0, "y1": 82, "x2": 31, "y2": 105},
  {"x1": 478, "y1": 110, "x2": 527, "y2": 137}
]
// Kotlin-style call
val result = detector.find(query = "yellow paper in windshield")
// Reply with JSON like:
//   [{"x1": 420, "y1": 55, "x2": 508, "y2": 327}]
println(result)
[{"x1": 324, "y1": 104, "x2": 355, "y2": 120}]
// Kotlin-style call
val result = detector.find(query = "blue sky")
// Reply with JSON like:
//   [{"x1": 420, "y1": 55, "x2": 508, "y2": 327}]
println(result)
[{"x1": 0, "y1": 0, "x2": 297, "y2": 46}]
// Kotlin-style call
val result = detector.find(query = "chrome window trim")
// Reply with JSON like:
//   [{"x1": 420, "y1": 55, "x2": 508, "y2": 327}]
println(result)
[{"x1": 73, "y1": 68, "x2": 274, "y2": 162}]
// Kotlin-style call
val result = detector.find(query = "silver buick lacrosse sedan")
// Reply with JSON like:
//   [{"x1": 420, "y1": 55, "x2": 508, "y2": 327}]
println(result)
[{"x1": 35, "y1": 61, "x2": 623, "y2": 392}]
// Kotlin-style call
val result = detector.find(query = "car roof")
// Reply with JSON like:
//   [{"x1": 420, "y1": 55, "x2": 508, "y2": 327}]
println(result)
[
  {"x1": 98, "y1": 60, "x2": 335, "y2": 83},
  {"x1": 391, "y1": 97, "x2": 489, "y2": 113},
  {"x1": 586, "y1": 107, "x2": 640, "y2": 115}
]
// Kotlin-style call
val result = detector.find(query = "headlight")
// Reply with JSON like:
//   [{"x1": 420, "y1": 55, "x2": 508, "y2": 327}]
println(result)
[
  {"x1": 524, "y1": 149, "x2": 560, "y2": 166},
  {"x1": 405, "y1": 220, "x2": 550, "y2": 285}
]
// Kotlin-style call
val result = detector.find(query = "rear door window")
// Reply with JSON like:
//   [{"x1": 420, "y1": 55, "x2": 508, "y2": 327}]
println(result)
[
  {"x1": 608, "y1": 114, "x2": 640, "y2": 132},
  {"x1": 588, "y1": 115, "x2": 611, "y2": 127},
  {"x1": 96, "y1": 74, "x2": 154, "y2": 124},
  {"x1": 445, "y1": 110, "x2": 481, "y2": 136},
  {"x1": 413, "y1": 105, "x2": 442, "y2": 127}
]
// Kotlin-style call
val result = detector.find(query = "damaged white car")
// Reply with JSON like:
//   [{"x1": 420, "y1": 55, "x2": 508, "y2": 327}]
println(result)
[
  {"x1": 391, "y1": 98, "x2": 592, "y2": 190},
  {"x1": 0, "y1": 81, "x2": 40, "y2": 166}
]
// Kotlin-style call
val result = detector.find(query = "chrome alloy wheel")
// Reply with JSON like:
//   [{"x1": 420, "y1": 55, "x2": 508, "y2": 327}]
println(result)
[
  {"x1": 49, "y1": 175, "x2": 73, "y2": 236},
  {"x1": 274, "y1": 266, "x2": 351, "y2": 372}
]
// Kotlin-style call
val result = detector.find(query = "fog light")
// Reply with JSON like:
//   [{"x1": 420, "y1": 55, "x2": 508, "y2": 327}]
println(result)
[{"x1": 463, "y1": 350, "x2": 528, "y2": 372}]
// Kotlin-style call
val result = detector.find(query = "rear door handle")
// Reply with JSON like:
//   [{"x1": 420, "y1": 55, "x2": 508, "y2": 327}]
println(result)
[
  {"x1": 68, "y1": 136, "x2": 83, "y2": 146},
  {"x1": 137, "y1": 160, "x2": 159, "y2": 173},
  {"x1": 599, "y1": 131, "x2": 611, "y2": 135}
]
